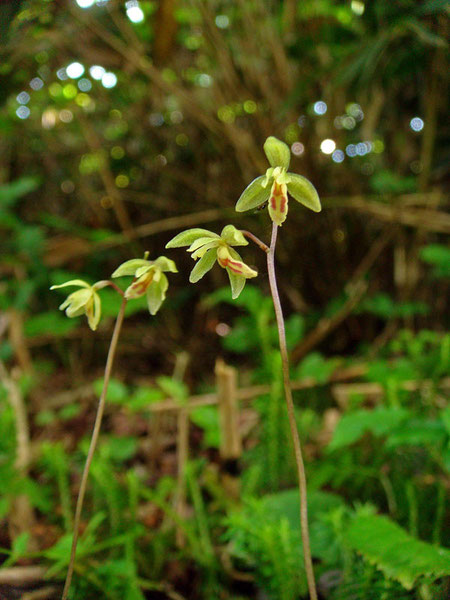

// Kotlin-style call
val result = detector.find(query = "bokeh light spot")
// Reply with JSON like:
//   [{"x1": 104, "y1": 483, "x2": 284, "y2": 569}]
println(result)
[
  {"x1": 59, "y1": 109, "x2": 73, "y2": 123},
  {"x1": 61, "y1": 180, "x2": 75, "y2": 193},
  {"x1": 49, "y1": 83, "x2": 62, "y2": 97},
  {"x1": 320, "y1": 139, "x2": 336, "y2": 154},
  {"x1": 102, "y1": 72, "x2": 117, "y2": 88},
  {"x1": 126, "y1": 1, "x2": 144, "y2": 23},
  {"x1": 56, "y1": 68, "x2": 68, "y2": 81},
  {"x1": 217, "y1": 105, "x2": 235, "y2": 123},
  {"x1": 291, "y1": 142, "x2": 305, "y2": 156},
  {"x1": 62, "y1": 84, "x2": 77, "y2": 99},
  {"x1": 111, "y1": 146, "x2": 125, "y2": 159},
  {"x1": 176, "y1": 133, "x2": 189, "y2": 146},
  {"x1": 76, "y1": 0, "x2": 95, "y2": 7},
  {"x1": 215, "y1": 15, "x2": 229, "y2": 28},
  {"x1": 16, "y1": 106, "x2": 30, "y2": 119},
  {"x1": 17, "y1": 91, "x2": 30, "y2": 104},
  {"x1": 66, "y1": 62, "x2": 85, "y2": 79},
  {"x1": 30, "y1": 77, "x2": 44, "y2": 90},
  {"x1": 332, "y1": 149, "x2": 345, "y2": 163},
  {"x1": 243, "y1": 100, "x2": 257, "y2": 114},
  {"x1": 410, "y1": 117, "x2": 424, "y2": 132},
  {"x1": 313, "y1": 101, "x2": 327, "y2": 115},
  {"x1": 78, "y1": 78, "x2": 92, "y2": 91},
  {"x1": 115, "y1": 174, "x2": 129, "y2": 188},
  {"x1": 90, "y1": 65, "x2": 105, "y2": 80}
]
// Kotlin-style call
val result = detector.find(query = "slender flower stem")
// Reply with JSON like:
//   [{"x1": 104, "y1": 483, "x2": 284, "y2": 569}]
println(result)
[
  {"x1": 104, "y1": 280, "x2": 125, "y2": 296},
  {"x1": 62, "y1": 297, "x2": 127, "y2": 600},
  {"x1": 266, "y1": 222, "x2": 317, "y2": 600},
  {"x1": 240, "y1": 230, "x2": 270, "y2": 254}
]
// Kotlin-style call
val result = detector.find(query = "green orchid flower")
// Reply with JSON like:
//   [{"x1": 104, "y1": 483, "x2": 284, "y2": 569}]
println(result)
[
  {"x1": 111, "y1": 255, "x2": 177, "y2": 315},
  {"x1": 166, "y1": 224, "x2": 257, "y2": 299},
  {"x1": 50, "y1": 279, "x2": 105, "y2": 331},
  {"x1": 235, "y1": 136, "x2": 321, "y2": 226}
]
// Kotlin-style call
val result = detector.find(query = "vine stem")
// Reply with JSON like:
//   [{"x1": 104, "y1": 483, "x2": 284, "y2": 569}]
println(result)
[
  {"x1": 266, "y1": 222, "x2": 317, "y2": 600},
  {"x1": 62, "y1": 297, "x2": 127, "y2": 600}
]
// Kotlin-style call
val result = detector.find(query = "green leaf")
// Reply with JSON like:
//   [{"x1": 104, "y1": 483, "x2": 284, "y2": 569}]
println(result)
[
  {"x1": 189, "y1": 248, "x2": 217, "y2": 283},
  {"x1": 220, "y1": 224, "x2": 248, "y2": 246},
  {"x1": 385, "y1": 419, "x2": 446, "y2": 448},
  {"x1": 235, "y1": 175, "x2": 270, "y2": 212},
  {"x1": 287, "y1": 174, "x2": 321, "y2": 212},
  {"x1": 227, "y1": 270, "x2": 246, "y2": 299},
  {"x1": 344, "y1": 513, "x2": 450, "y2": 589},
  {"x1": 147, "y1": 273, "x2": 168, "y2": 315},
  {"x1": 328, "y1": 406, "x2": 410, "y2": 450},
  {"x1": 263, "y1": 136, "x2": 290, "y2": 169},
  {"x1": 297, "y1": 352, "x2": 339, "y2": 384},
  {"x1": 128, "y1": 386, "x2": 163, "y2": 412},
  {"x1": 190, "y1": 407, "x2": 220, "y2": 448},
  {"x1": 0, "y1": 177, "x2": 40, "y2": 207},
  {"x1": 24, "y1": 312, "x2": 77, "y2": 337},
  {"x1": 93, "y1": 377, "x2": 128, "y2": 404},
  {"x1": 420, "y1": 244, "x2": 450, "y2": 278},
  {"x1": 166, "y1": 228, "x2": 220, "y2": 248},
  {"x1": 156, "y1": 376, "x2": 188, "y2": 402}
]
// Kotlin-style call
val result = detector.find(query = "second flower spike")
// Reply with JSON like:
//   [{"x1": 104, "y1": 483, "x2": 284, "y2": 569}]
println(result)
[
  {"x1": 166, "y1": 225, "x2": 257, "y2": 299},
  {"x1": 112, "y1": 255, "x2": 177, "y2": 315}
]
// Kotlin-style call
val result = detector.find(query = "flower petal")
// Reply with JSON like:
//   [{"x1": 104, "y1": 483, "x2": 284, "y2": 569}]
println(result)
[
  {"x1": 135, "y1": 265, "x2": 153, "y2": 278},
  {"x1": 153, "y1": 256, "x2": 178, "y2": 273},
  {"x1": 220, "y1": 224, "x2": 248, "y2": 247},
  {"x1": 111, "y1": 259, "x2": 151, "y2": 278},
  {"x1": 60, "y1": 289, "x2": 92, "y2": 315},
  {"x1": 287, "y1": 174, "x2": 321, "y2": 213},
  {"x1": 188, "y1": 236, "x2": 219, "y2": 254},
  {"x1": 235, "y1": 175, "x2": 270, "y2": 212},
  {"x1": 268, "y1": 181, "x2": 288, "y2": 226},
  {"x1": 191, "y1": 240, "x2": 218, "y2": 260},
  {"x1": 85, "y1": 294, "x2": 101, "y2": 331},
  {"x1": 166, "y1": 228, "x2": 220, "y2": 248},
  {"x1": 147, "y1": 273, "x2": 168, "y2": 316},
  {"x1": 217, "y1": 246, "x2": 258, "y2": 278},
  {"x1": 227, "y1": 270, "x2": 246, "y2": 299},
  {"x1": 189, "y1": 248, "x2": 217, "y2": 283},
  {"x1": 50, "y1": 279, "x2": 91, "y2": 290},
  {"x1": 125, "y1": 270, "x2": 154, "y2": 299},
  {"x1": 264, "y1": 136, "x2": 290, "y2": 170}
]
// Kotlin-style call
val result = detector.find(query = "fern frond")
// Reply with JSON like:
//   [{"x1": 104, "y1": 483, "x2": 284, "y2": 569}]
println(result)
[{"x1": 344, "y1": 513, "x2": 450, "y2": 589}]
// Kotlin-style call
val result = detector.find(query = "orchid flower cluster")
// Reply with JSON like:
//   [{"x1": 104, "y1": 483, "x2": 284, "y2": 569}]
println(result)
[{"x1": 52, "y1": 136, "x2": 320, "y2": 325}]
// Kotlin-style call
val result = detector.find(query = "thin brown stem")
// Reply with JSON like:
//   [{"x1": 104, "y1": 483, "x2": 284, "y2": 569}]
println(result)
[
  {"x1": 240, "y1": 230, "x2": 269, "y2": 253},
  {"x1": 61, "y1": 298, "x2": 127, "y2": 600},
  {"x1": 266, "y1": 222, "x2": 317, "y2": 600}
]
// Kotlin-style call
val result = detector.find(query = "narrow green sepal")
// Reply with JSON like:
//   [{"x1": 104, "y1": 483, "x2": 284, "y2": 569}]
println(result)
[
  {"x1": 153, "y1": 256, "x2": 178, "y2": 273},
  {"x1": 235, "y1": 175, "x2": 270, "y2": 212},
  {"x1": 287, "y1": 174, "x2": 321, "y2": 213},
  {"x1": 220, "y1": 225, "x2": 248, "y2": 246},
  {"x1": 227, "y1": 270, "x2": 246, "y2": 299},
  {"x1": 264, "y1": 136, "x2": 290, "y2": 170},
  {"x1": 112, "y1": 259, "x2": 150, "y2": 278},
  {"x1": 189, "y1": 248, "x2": 218, "y2": 283},
  {"x1": 50, "y1": 279, "x2": 91, "y2": 290},
  {"x1": 147, "y1": 274, "x2": 168, "y2": 315},
  {"x1": 166, "y1": 228, "x2": 220, "y2": 248}
]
